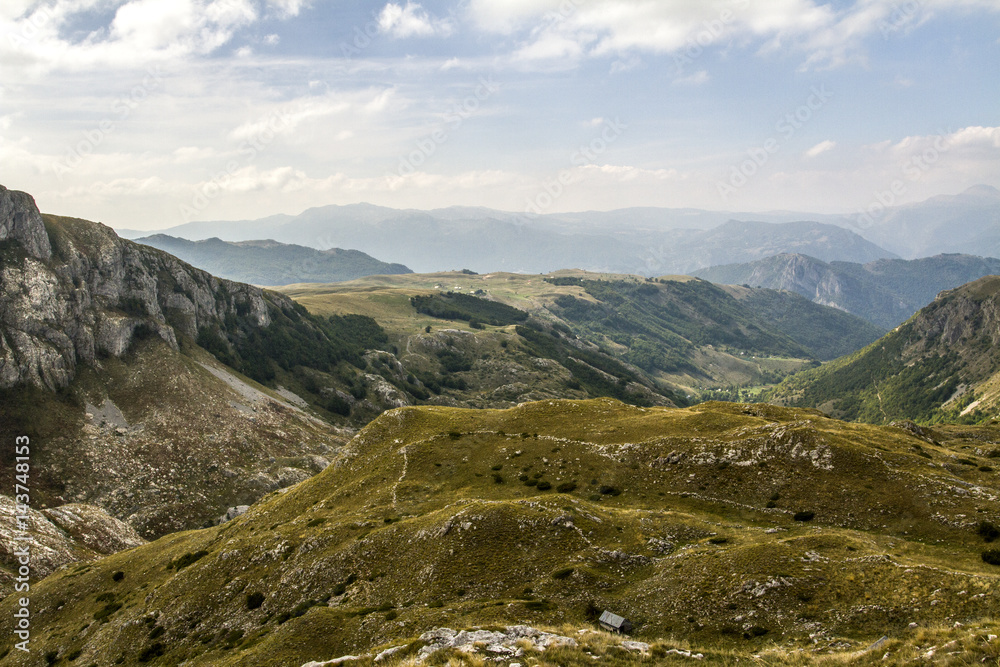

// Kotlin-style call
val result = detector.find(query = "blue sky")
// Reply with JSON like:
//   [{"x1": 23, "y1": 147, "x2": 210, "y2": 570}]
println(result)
[{"x1": 0, "y1": 0, "x2": 997, "y2": 230}]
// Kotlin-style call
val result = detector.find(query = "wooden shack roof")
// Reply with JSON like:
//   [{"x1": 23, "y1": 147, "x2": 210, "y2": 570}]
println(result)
[{"x1": 599, "y1": 610, "x2": 627, "y2": 628}]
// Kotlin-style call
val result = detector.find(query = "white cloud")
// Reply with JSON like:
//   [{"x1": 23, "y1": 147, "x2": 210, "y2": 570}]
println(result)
[
  {"x1": 610, "y1": 53, "x2": 642, "y2": 74},
  {"x1": 805, "y1": 140, "x2": 836, "y2": 157},
  {"x1": 512, "y1": 31, "x2": 586, "y2": 62},
  {"x1": 173, "y1": 146, "x2": 216, "y2": 162},
  {"x1": 0, "y1": 0, "x2": 260, "y2": 74},
  {"x1": 378, "y1": 2, "x2": 454, "y2": 39},
  {"x1": 0, "y1": 0, "x2": 37, "y2": 21},
  {"x1": 265, "y1": 0, "x2": 308, "y2": 18},
  {"x1": 466, "y1": 0, "x2": 1000, "y2": 70},
  {"x1": 724, "y1": 126, "x2": 1000, "y2": 212},
  {"x1": 263, "y1": 33, "x2": 280, "y2": 46},
  {"x1": 674, "y1": 70, "x2": 709, "y2": 86},
  {"x1": 582, "y1": 164, "x2": 681, "y2": 181}
]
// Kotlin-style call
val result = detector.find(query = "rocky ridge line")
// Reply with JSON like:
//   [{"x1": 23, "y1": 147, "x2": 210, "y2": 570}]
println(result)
[{"x1": 0, "y1": 184, "x2": 292, "y2": 390}]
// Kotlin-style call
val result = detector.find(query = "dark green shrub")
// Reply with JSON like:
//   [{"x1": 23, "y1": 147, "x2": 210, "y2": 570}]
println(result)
[
  {"x1": 524, "y1": 478, "x2": 538, "y2": 487},
  {"x1": 168, "y1": 550, "x2": 209, "y2": 571},
  {"x1": 137, "y1": 644, "x2": 165, "y2": 662},
  {"x1": 977, "y1": 521, "x2": 1000, "y2": 542},
  {"x1": 291, "y1": 600, "x2": 317, "y2": 617},
  {"x1": 556, "y1": 482, "x2": 577, "y2": 493},
  {"x1": 599, "y1": 485, "x2": 621, "y2": 496},
  {"x1": 552, "y1": 567, "x2": 574, "y2": 579},
  {"x1": 793, "y1": 511, "x2": 815, "y2": 522},
  {"x1": 536, "y1": 480, "x2": 552, "y2": 490},
  {"x1": 492, "y1": 473, "x2": 504, "y2": 484},
  {"x1": 323, "y1": 394, "x2": 351, "y2": 416},
  {"x1": 708, "y1": 537, "x2": 728, "y2": 544},
  {"x1": 111, "y1": 571, "x2": 124, "y2": 582},
  {"x1": 525, "y1": 599, "x2": 555, "y2": 611},
  {"x1": 246, "y1": 592, "x2": 265, "y2": 610},
  {"x1": 982, "y1": 550, "x2": 1000, "y2": 566},
  {"x1": 93, "y1": 602, "x2": 122, "y2": 622},
  {"x1": 306, "y1": 517, "x2": 326, "y2": 528},
  {"x1": 67, "y1": 649, "x2": 82, "y2": 661},
  {"x1": 223, "y1": 629, "x2": 244, "y2": 646}
]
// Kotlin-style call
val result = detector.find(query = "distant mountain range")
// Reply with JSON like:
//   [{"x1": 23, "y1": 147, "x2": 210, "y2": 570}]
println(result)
[
  {"x1": 120, "y1": 208, "x2": 895, "y2": 275},
  {"x1": 694, "y1": 253, "x2": 1000, "y2": 329},
  {"x1": 135, "y1": 234, "x2": 412, "y2": 286},
  {"x1": 769, "y1": 275, "x2": 1000, "y2": 423},
  {"x1": 116, "y1": 184, "x2": 1000, "y2": 274},
  {"x1": 852, "y1": 184, "x2": 1000, "y2": 259}
]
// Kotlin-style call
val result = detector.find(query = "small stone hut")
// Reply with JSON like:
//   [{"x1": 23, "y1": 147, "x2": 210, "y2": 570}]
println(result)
[{"x1": 598, "y1": 610, "x2": 633, "y2": 634}]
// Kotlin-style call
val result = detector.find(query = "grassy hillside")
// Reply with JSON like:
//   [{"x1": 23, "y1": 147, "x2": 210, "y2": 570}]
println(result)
[
  {"x1": 3, "y1": 398, "x2": 999, "y2": 665},
  {"x1": 768, "y1": 276, "x2": 1000, "y2": 424},
  {"x1": 279, "y1": 270, "x2": 882, "y2": 402}
]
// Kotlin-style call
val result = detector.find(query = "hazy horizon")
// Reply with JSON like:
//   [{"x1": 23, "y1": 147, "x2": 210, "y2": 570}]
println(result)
[{"x1": 2, "y1": 1, "x2": 998, "y2": 230}]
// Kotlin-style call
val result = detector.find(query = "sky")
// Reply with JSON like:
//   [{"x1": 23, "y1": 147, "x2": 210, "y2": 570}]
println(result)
[{"x1": 0, "y1": 0, "x2": 998, "y2": 231}]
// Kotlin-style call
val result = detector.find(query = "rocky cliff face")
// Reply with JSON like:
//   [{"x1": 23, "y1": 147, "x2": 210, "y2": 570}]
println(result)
[
  {"x1": 0, "y1": 186, "x2": 355, "y2": 538},
  {"x1": 0, "y1": 494, "x2": 144, "y2": 599},
  {"x1": 0, "y1": 185, "x2": 51, "y2": 260},
  {"x1": 0, "y1": 185, "x2": 284, "y2": 390}
]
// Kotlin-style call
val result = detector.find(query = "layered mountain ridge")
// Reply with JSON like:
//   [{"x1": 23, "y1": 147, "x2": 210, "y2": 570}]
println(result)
[
  {"x1": 135, "y1": 235, "x2": 413, "y2": 286},
  {"x1": 769, "y1": 276, "x2": 1000, "y2": 423},
  {"x1": 119, "y1": 205, "x2": 896, "y2": 276},
  {"x1": 694, "y1": 252, "x2": 1000, "y2": 328}
]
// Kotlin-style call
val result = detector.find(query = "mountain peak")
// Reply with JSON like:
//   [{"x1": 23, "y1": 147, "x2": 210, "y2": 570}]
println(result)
[
  {"x1": 962, "y1": 184, "x2": 1000, "y2": 198},
  {"x1": 0, "y1": 184, "x2": 52, "y2": 260}
]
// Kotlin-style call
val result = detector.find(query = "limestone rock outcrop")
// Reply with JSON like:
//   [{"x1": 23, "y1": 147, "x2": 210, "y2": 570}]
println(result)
[{"x1": 0, "y1": 184, "x2": 287, "y2": 390}]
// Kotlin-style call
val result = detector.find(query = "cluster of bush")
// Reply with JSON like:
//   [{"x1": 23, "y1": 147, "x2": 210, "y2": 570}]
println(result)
[{"x1": 411, "y1": 292, "x2": 529, "y2": 327}]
